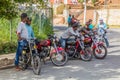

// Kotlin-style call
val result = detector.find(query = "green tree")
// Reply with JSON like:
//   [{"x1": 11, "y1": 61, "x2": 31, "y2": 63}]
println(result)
[
  {"x1": 0, "y1": 0, "x2": 18, "y2": 19},
  {"x1": 92, "y1": 0, "x2": 98, "y2": 4},
  {"x1": 78, "y1": 0, "x2": 84, "y2": 3},
  {"x1": 0, "y1": 0, "x2": 18, "y2": 41},
  {"x1": 14, "y1": 0, "x2": 47, "y2": 7}
]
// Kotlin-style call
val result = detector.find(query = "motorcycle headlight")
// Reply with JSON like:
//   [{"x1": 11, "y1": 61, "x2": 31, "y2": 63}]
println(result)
[
  {"x1": 81, "y1": 36, "x2": 84, "y2": 40},
  {"x1": 22, "y1": 50, "x2": 26, "y2": 54},
  {"x1": 34, "y1": 45, "x2": 37, "y2": 49}
]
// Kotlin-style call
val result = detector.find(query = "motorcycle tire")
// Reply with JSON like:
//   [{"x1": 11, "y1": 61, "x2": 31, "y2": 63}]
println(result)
[
  {"x1": 31, "y1": 55, "x2": 41, "y2": 75},
  {"x1": 19, "y1": 55, "x2": 28, "y2": 70},
  {"x1": 80, "y1": 47, "x2": 92, "y2": 61},
  {"x1": 93, "y1": 45, "x2": 107, "y2": 59},
  {"x1": 51, "y1": 51, "x2": 68, "y2": 66}
]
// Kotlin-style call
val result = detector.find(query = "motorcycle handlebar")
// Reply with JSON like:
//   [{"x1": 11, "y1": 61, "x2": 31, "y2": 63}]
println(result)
[{"x1": 48, "y1": 34, "x2": 57, "y2": 40}]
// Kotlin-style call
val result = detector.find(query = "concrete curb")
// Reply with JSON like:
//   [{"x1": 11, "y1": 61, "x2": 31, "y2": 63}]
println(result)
[{"x1": 0, "y1": 64, "x2": 14, "y2": 70}]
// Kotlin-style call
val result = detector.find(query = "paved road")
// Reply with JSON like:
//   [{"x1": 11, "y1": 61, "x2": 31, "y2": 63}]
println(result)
[{"x1": 0, "y1": 27, "x2": 120, "y2": 80}]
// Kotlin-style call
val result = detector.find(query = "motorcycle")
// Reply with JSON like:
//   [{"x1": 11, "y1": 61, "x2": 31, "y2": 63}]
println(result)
[
  {"x1": 19, "y1": 39, "x2": 41, "y2": 75},
  {"x1": 37, "y1": 34, "x2": 68, "y2": 66},
  {"x1": 89, "y1": 30, "x2": 107, "y2": 59},
  {"x1": 97, "y1": 28, "x2": 109, "y2": 47},
  {"x1": 65, "y1": 34, "x2": 92, "y2": 61}
]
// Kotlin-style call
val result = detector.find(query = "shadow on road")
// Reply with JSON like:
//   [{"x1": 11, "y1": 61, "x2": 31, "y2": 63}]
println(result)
[{"x1": 1, "y1": 54, "x2": 120, "y2": 80}]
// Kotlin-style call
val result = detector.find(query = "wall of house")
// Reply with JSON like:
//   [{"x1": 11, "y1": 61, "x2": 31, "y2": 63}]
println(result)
[{"x1": 97, "y1": 9, "x2": 120, "y2": 25}]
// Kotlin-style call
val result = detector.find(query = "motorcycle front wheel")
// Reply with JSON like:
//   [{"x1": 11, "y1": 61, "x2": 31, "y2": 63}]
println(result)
[
  {"x1": 31, "y1": 55, "x2": 41, "y2": 75},
  {"x1": 51, "y1": 51, "x2": 68, "y2": 66},
  {"x1": 19, "y1": 55, "x2": 28, "y2": 70},
  {"x1": 93, "y1": 45, "x2": 107, "y2": 59},
  {"x1": 80, "y1": 47, "x2": 92, "y2": 61}
]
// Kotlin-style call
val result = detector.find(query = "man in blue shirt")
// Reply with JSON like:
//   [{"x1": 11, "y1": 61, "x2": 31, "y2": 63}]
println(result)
[
  {"x1": 25, "y1": 17, "x2": 34, "y2": 39},
  {"x1": 88, "y1": 19, "x2": 94, "y2": 30},
  {"x1": 67, "y1": 14, "x2": 72, "y2": 27}
]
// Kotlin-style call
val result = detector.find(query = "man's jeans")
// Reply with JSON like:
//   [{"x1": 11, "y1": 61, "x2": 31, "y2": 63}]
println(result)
[
  {"x1": 15, "y1": 40, "x2": 27, "y2": 66},
  {"x1": 60, "y1": 37, "x2": 75, "y2": 48},
  {"x1": 60, "y1": 38, "x2": 66, "y2": 48},
  {"x1": 104, "y1": 34, "x2": 109, "y2": 47}
]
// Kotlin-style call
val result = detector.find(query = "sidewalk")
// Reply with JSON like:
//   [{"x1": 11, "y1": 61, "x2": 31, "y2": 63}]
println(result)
[{"x1": 0, "y1": 53, "x2": 15, "y2": 70}]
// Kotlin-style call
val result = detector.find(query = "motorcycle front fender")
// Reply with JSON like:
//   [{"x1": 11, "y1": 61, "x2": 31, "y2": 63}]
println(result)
[
  {"x1": 50, "y1": 47, "x2": 64, "y2": 55},
  {"x1": 98, "y1": 42, "x2": 104, "y2": 46}
]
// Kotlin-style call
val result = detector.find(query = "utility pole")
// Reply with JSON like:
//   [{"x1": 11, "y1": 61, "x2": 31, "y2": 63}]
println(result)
[
  {"x1": 104, "y1": 0, "x2": 109, "y2": 24},
  {"x1": 83, "y1": 0, "x2": 87, "y2": 24},
  {"x1": 104, "y1": 0, "x2": 107, "y2": 8},
  {"x1": 64, "y1": 0, "x2": 68, "y2": 24}
]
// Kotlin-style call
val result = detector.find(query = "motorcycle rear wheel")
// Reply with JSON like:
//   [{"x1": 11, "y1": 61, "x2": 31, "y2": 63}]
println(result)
[{"x1": 80, "y1": 47, "x2": 92, "y2": 61}]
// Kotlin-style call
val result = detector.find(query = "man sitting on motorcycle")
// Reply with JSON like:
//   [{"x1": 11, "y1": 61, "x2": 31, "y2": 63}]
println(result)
[
  {"x1": 88, "y1": 19, "x2": 94, "y2": 30},
  {"x1": 97, "y1": 18, "x2": 109, "y2": 47},
  {"x1": 60, "y1": 22, "x2": 79, "y2": 48},
  {"x1": 80, "y1": 21, "x2": 93, "y2": 34}
]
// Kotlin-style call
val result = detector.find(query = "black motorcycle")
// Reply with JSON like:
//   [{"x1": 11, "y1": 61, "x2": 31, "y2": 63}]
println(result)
[{"x1": 19, "y1": 39, "x2": 41, "y2": 75}]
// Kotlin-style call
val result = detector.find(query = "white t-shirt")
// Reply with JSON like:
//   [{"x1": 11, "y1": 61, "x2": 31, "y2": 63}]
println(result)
[
  {"x1": 16, "y1": 22, "x2": 28, "y2": 39},
  {"x1": 98, "y1": 23, "x2": 107, "y2": 35},
  {"x1": 61, "y1": 27, "x2": 79, "y2": 39}
]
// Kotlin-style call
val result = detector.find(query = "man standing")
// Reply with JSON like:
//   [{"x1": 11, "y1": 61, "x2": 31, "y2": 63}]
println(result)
[
  {"x1": 15, "y1": 13, "x2": 28, "y2": 71},
  {"x1": 67, "y1": 14, "x2": 72, "y2": 27}
]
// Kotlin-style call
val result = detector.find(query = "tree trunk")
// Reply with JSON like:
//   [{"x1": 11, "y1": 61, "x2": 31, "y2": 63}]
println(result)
[{"x1": 10, "y1": 19, "x2": 12, "y2": 42}]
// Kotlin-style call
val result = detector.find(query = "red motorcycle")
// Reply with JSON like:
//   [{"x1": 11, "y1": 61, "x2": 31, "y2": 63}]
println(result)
[
  {"x1": 65, "y1": 34, "x2": 92, "y2": 61},
  {"x1": 83, "y1": 30, "x2": 107, "y2": 59},
  {"x1": 36, "y1": 34, "x2": 68, "y2": 66}
]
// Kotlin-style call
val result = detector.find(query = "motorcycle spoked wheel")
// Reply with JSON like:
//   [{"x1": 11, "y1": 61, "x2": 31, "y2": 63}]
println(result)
[
  {"x1": 80, "y1": 47, "x2": 93, "y2": 61},
  {"x1": 93, "y1": 45, "x2": 107, "y2": 59},
  {"x1": 19, "y1": 55, "x2": 28, "y2": 70},
  {"x1": 66, "y1": 47, "x2": 76, "y2": 58},
  {"x1": 31, "y1": 55, "x2": 41, "y2": 75},
  {"x1": 50, "y1": 51, "x2": 68, "y2": 66}
]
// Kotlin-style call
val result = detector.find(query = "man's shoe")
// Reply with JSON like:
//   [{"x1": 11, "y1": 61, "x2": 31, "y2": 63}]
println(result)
[{"x1": 15, "y1": 66, "x2": 21, "y2": 71}]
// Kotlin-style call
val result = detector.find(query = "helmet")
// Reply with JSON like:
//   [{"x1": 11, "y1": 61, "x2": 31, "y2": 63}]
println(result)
[{"x1": 99, "y1": 18, "x2": 103, "y2": 21}]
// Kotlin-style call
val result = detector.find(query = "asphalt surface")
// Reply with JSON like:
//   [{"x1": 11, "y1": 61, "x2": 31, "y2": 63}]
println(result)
[{"x1": 0, "y1": 27, "x2": 120, "y2": 80}]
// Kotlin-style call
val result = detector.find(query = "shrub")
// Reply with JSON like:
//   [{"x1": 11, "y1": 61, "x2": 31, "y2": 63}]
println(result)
[{"x1": 0, "y1": 42, "x2": 17, "y2": 54}]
